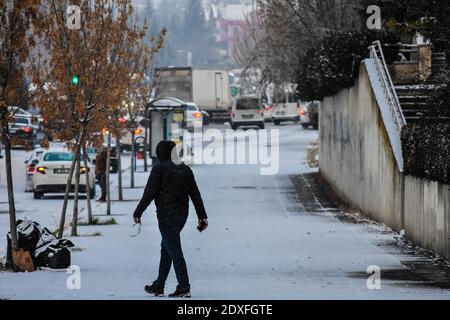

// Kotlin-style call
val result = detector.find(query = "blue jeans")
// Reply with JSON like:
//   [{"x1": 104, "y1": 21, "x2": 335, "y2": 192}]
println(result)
[{"x1": 154, "y1": 216, "x2": 190, "y2": 291}]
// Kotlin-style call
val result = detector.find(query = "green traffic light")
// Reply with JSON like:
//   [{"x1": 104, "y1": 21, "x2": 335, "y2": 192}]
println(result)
[{"x1": 71, "y1": 75, "x2": 79, "y2": 85}]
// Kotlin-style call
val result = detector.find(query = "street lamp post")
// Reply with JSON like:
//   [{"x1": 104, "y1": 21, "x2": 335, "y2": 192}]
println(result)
[
  {"x1": 130, "y1": 129, "x2": 135, "y2": 188},
  {"x1": 143, "y1": 104, "x2": 149, "y2": 172},
  {"x1": 106, "y1": 130, "x2": 111, "y2": 216}
]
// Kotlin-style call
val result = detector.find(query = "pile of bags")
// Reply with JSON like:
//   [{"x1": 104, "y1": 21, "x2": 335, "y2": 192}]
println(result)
[{"x1": 7, "y1": 220, "x2": 75, "y2": 271}]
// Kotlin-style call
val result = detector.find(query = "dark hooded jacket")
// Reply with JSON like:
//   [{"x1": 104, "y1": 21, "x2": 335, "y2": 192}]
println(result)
[{"x1": 133, "y1": 141, "x2": 207, "y2": 220}]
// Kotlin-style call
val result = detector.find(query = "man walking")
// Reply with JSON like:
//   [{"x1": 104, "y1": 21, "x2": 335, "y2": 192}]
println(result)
[
  {"x1": 133, "y1": 140, "x2": 208, "y2": 298},
  {"x1": 95, "y1": 147, "x2": 108, "y2": 202}
]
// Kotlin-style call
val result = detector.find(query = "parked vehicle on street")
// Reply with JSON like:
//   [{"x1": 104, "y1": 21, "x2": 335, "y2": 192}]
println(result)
[
  {"x1": 24, "y1": 147, "x2": 45, "y2": 192},
  {"x1": 185, "y1": 102, "x2": 203, "y2": 131},
  {"x1": 272, "y1": 91, "x2": 300, "y2": 125},
  {"x1": 8, "y1": 115, "x2": 40, "y2": 145},
  {"x1": 32, "y1": 147, "x2": 96, "y2": 199},
  {"x1": 230, "y1": 97, "x2": 265, "y2": 130},
  {"x1": 299, "y1": 101, "x2": 320, "y2": 130}
]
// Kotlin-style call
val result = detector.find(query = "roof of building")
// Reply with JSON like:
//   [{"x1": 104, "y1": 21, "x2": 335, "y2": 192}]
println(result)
[{"x1": 219, "y1": 4, "x2": 253, "y2": 21}]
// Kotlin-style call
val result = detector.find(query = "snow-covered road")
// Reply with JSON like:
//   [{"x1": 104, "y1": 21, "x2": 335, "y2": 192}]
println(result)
[{"x1": 1, "y1": 124, "x2": 450, "y2": 300}]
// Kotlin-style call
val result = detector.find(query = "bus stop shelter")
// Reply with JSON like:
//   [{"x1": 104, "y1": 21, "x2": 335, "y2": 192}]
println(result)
[{"x1": 146, "y1": 97, "x2": 187, "y2": 162}]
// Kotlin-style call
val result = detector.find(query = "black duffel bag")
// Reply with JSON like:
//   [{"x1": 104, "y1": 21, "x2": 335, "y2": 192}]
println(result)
[
  {"x1": 34, "y1": 241, "x2": 72, "y2": 269},
  {"x1": 6, "y1": 220, "x2": 74, "y2": 269},
  {"x1": 34, "y1": 227, "x2": 74, "y2": 269}
]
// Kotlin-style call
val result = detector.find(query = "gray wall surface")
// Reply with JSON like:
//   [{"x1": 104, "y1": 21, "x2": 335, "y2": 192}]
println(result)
[
  {"x1": 319, "y1": 61, "x2": 450, "y2": 258},
  {"x1": 404, "y1": 175, "x2": 450, "y2": 258}
]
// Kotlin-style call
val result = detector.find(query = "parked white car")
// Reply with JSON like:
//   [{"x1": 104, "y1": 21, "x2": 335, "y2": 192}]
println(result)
[
  {"x1": 185, "y1": 102, "x2": 203, "y2": 132},
  {"x1": 24, "y1": 147, "x2": 45, "y2": 192},
  {"x1": 32, "y1": 147, "x2": 96, "y2": 199}
]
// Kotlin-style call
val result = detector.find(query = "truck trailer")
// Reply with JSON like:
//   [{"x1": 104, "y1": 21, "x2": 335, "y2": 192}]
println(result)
[{"x1": 155, "y1": 67, "x2": 231, "y2": 122}]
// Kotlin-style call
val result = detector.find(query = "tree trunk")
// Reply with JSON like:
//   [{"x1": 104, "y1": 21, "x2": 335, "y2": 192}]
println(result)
[
  {"x1": 106, "y1": 132, "x2": 111, "y2": 215},
  {"x1": 57, "y1": 142, "x2": 81, "y2": 239},
  {"x1": 71, "y1": 153, "x2": 81, "y2": 237},
  {"x1": 82, "y1": 146, "x2": 93, "y2": 225},
  {"x1": 117, "y1": 137, "x2": 123, "y2": 201},
  {"x1": 4, "y1": 137, "x2": 18, "y2": 252},
  {"x1": 130, "y1": 131, "x2": 135, "y2": 188}
]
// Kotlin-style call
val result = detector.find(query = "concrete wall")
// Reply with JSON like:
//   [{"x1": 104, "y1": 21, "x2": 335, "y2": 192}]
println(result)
[
  {"x1": 319, "y1": 62, "x2": 450, "y2": 259},
  {"x1": 320, "y1": 63, "x2": 404, "y2": 231},
  {"x1": 404, "y1": 176, "x2": 450, "y2": 258}
]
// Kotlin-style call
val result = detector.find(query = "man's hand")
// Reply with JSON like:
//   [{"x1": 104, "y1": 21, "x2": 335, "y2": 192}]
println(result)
[
  {"x1": 197, "y1": 219, "x2": 208, "y2": 232},
  {"x1": 134, "y1": 216, "x2": 141, "y2": 224}
]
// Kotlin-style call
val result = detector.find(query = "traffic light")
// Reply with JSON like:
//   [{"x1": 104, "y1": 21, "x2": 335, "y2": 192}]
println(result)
[
  {"x1": 231, "y1": 86, "x2": 238, "y2": 97},
  {"x1": 71, "y1": 75, "x2": 79, "y2": 85}
]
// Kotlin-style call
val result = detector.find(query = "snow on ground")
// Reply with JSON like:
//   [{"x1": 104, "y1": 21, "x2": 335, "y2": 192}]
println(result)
[{"x1": 0, "y1": 123, "x2": 449, "y2": 300}]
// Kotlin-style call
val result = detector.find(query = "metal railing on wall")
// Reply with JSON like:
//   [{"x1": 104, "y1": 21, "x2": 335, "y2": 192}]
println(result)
[{"x1": 368, "y1": 41, "x2": 407, "y2": 134}]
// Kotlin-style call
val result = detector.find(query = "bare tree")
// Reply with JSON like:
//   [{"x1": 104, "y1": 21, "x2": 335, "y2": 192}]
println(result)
[
  {"x1": 0, "y1": 0, "x2": 40, "y2": 257},
  {"x1": 71, "y1": 150, "x2": 81, "y2": 236},
  {"x1": 234, "y1": 0, "x2": 364, "y2": 85},
  {"x1": 31, "y1": 0, "x2": 150, "y2": 238}
]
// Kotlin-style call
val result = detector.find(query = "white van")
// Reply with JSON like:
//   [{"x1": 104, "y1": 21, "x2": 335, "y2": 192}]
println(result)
[
  {"x1": 271, "y1": 92, "x2": 300, "y2": 125},
  {"x1": 230, "y1": 97, "x2": 265, "y2": 130}
]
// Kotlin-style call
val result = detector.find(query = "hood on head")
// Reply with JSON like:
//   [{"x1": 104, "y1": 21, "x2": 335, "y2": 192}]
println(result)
[{"x1": 156, "y1": 140, "x2": 176, "y2": 161}]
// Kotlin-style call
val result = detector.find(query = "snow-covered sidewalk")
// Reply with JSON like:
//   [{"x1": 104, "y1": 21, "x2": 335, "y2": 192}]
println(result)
[{"x1": 1, "y1": 124, "x2": 450, "y2": 299}]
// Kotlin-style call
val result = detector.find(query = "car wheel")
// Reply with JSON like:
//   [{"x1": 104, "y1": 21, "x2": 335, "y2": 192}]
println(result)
[
  {"x1": 301, "y1": 123, "x2": 310, "y2": 129},
  {"x1": 33, "y1": 191, "x2": 43, "y2": 199},
  {"x1": 258, "y1": 123, "x2": 265, "y2": 130},
  {"x1": 231, "y1": 124, "x2": 238, "y2": 131},
  {"x1": 274, "y1": 120, "x2": 281, "y2": 126}
]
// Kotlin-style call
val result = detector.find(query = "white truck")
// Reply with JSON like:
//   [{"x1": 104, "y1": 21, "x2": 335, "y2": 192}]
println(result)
[{"x1": 155, "y1": 67, "x2": 231, "y2": 122}]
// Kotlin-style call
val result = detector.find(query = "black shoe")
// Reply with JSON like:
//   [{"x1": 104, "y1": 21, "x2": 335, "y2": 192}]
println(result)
[
  {"x1": 145, "y1": 283, "x2": 164, "y2": 297},
  {"x1": 169, "y1": 286, "x2": 191, "y2": 298}
]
